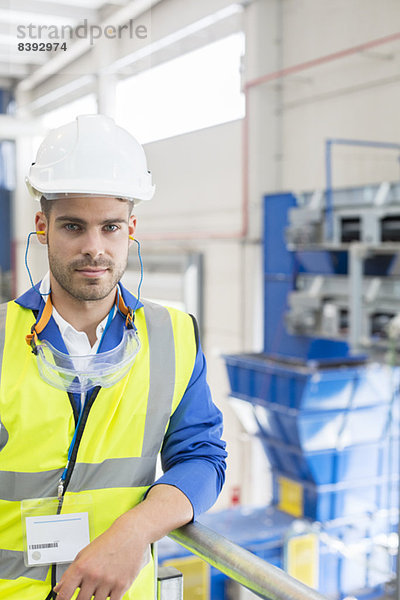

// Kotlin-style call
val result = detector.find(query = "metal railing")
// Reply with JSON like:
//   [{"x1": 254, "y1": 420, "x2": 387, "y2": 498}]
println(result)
[{"x1": 168, "y1": 521, "x2": 328, "y2": 600}]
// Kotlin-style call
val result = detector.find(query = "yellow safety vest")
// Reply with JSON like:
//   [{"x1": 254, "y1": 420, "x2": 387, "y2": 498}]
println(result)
[{"x1": 0, "y1": 299, "x2": 197, "y2": 599}]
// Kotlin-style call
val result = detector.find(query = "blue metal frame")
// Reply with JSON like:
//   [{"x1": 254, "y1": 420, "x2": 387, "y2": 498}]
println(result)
[{"x1": 263, "y1": 192, "x2": 351, "y2": 361}]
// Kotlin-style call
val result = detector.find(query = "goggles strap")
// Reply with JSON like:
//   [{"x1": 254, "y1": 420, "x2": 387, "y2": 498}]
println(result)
[
  {"x1": 25, "y1": 295, "x2": 53, "y2": 350},
  {"x1": 116, "y1": 290, "x2": 135, "y2": 329},
  {"x1": 26, "y1": 288, "x2": 137, "y2": 348}
]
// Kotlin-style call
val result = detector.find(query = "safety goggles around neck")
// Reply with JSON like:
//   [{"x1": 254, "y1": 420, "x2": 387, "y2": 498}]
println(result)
[{"x1": 25, "y1": 291, "x2": 140, "y2": 393}]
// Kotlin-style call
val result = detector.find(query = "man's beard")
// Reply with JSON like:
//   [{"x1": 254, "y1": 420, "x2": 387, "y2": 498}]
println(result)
[{"x1": 48, "y1": 253, "x2": 127, "y2": 302}]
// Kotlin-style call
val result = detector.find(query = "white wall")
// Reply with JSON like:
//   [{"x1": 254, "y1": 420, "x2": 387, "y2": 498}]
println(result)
[
  {"x1": 138, "y1": 120, "x2": 243, "y2": 235},
  {"x1": 281, "y1": 0, "x2": 400, "y2": 191}
]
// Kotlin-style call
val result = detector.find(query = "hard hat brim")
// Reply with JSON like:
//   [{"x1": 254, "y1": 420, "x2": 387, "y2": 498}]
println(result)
[{"x1": 26, "y1": 177, "x2": 155, "y2": 204}]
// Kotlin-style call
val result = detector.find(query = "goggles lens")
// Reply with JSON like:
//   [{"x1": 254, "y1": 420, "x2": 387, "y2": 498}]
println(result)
[{"x1": 35, "y1": 328, "x2": 140, "y2": 393}]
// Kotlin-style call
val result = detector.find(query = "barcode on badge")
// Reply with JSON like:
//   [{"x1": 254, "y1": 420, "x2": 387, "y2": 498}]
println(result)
[{"x1": 29, "y1": 542, "x2": 59, "y2": 550}]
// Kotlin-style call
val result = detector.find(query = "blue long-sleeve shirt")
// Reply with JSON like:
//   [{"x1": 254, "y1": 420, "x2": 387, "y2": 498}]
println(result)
[{"x1": 16, "y1": 283, "x2": 227, "y2": 519}]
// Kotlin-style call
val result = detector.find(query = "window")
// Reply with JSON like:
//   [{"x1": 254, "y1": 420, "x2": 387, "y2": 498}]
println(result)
[{"x1": 116, "y1": 33, "x2": 245, "y2": 143}]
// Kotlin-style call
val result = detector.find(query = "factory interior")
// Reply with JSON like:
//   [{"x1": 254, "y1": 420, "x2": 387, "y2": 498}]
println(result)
[{"x1": 1, "y1": 0, "x2": 400, "y2": 598}]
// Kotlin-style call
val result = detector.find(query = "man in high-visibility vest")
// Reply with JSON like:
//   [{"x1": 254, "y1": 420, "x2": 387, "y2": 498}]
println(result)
[{"x1": 0, "y1": 114, "x2": 227, "y2": 600}]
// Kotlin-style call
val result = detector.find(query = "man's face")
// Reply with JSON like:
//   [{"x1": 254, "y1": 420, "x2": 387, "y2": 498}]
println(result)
[{"x1": 36, "y1": 196, "x2": 136, "y2": 302}]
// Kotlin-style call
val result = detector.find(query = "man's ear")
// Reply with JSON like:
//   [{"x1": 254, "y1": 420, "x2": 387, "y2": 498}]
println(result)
[
  {"x1": 35, "y1": 212, "x2": 47, "y2": 244},
  {"x1": 128, "y1": 214, "x2": 137, "y2": 243}
]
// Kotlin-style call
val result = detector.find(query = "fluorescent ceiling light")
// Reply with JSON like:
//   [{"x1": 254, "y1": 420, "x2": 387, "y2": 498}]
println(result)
[{"x1": 105, "y1": 3, "x2": 244, "y2": 74}]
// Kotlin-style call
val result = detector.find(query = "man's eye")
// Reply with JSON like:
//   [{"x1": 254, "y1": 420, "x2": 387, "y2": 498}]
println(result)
[
  {"x1": 104, "y1": 224, "x2": 118, "y2": 232},
  {"x1": 65, "y1": 224, "x2": 80, "y2": 231}
]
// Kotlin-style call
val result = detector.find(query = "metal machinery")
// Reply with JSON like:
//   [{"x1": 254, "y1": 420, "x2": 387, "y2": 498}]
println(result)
[
  {"x1": 159, "y1": 182, "x2": 400, "y2": 599},
  {"x1": 286, "y1": 182, "x2": 400, "y2": 355},
  {"x1": 222, "y1": 185, "x2": 400, "y2": 600}
]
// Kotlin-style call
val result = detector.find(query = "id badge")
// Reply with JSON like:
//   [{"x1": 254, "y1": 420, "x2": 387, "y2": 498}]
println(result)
[{"x1": 21, "y1": 494, "x2": 93, "y2": 567}]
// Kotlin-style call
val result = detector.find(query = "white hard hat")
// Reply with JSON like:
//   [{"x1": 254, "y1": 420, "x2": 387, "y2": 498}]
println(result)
[{"x1": 26, "y1": 114, "x2": 155, "y2": 204}]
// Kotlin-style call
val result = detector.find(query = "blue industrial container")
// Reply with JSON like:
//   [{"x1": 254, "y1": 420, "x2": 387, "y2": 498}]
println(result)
[
  {"x1": 272, "y1": 471, "x2": 398, "y2": 521},
  {"x1": 224, "y1": 353, "x2": 398, "y2": 412},
  {"x1": 262, "y1": 437, "x2": 399, "y2": 485},
  {"x1": 225, "y1": 352, "x2": 399, "y2": 520}
]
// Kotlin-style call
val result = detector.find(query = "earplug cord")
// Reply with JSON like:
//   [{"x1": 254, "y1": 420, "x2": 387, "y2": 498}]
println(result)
[
  {"x1": 130, "y1": 238, "x2": 144, "y2": 312},
  {"x1": 24, "y1": 231, "x2": 50, "y2": 297}
]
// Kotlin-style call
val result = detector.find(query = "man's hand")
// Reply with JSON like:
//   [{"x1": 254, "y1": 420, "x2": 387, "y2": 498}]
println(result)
[
  {"x1": 53, "y1": 484, "x2": 193, "y2": 600},
  {"x1": 53, "y1": 510, "x2": 148, "y2": 600}
]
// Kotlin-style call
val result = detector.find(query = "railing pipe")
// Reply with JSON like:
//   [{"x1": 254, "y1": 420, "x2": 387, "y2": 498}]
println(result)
[{"x1": 169, "y1": 521, "x2": 327, "y2": 600}]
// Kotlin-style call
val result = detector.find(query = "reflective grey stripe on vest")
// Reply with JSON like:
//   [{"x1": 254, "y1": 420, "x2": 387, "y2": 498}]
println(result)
[
  {"x1": 0, "y1": 303, "x2": 8, "y2": 452},
  {"x1": 0, "y1": 458, "x2": 157, "y2": 500},
  {"x1": 0, "y1": 418, "x2": 8, "y2": 452},
  {"x1": 67, "y1": 456, "x2": 157, "y2": 492},
  {"x1": 141, "y1": 300, "x2": 176, "y2": 456},
  {"x1": 67, "y1": 299, "x2": 176, "y2": 492},
  {"x1": 0, "y1": 468, "x2": 63, "y2": 501},
  {"x1": 0, "y1": 549, "x2": 48, "y2": 581}
]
